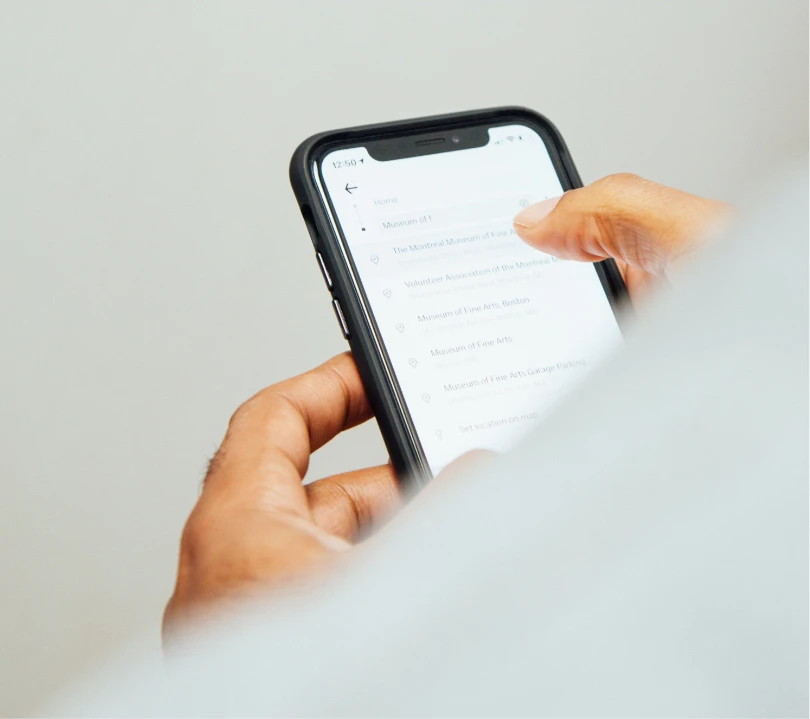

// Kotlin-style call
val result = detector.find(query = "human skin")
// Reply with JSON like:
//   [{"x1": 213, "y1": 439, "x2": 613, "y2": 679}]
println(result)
[{"x1": 163, "y1": 173, "x2": 729, "y2": 640}]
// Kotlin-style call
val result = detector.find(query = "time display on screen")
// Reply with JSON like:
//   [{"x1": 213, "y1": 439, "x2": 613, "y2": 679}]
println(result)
[{"x1": 331, "y1": 158, "x2": 363, "y2": 168}]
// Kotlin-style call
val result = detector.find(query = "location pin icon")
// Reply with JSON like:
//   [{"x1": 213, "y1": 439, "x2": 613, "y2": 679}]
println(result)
[
  {"x1": 383, "y1": 289, "x2": 392, "y2": 298},
  {"x1": 370, "y1": 255, "x2": 379, "y2": 264},
  {"x1": 408, "y1": 358, "x2": 417, "y2": 367},
  {"x1": 396, "y1": 323, "x2": 404, "y2": 333},
  {"x1": 436, "y1": 429, "x2": 443, "y2": 439},
  {"x1": 421, "y1": 393, "x2": 430, "y2": 403}
]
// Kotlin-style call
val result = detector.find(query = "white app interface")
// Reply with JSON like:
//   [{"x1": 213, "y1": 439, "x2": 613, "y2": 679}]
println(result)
[{"x1": 321, "y1": 124, "x2": 622, "y2": 474}]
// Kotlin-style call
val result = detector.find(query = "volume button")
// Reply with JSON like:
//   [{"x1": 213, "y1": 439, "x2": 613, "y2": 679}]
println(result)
[
  {"x1": 316, "y1": 252, "x2": 333, "y2": 290},
  {"x1": 332, "y1": 299, "x2": 350, "y2": 340}
]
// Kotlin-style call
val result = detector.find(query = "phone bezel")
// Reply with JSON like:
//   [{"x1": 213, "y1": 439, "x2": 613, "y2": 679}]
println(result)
[{"x1": 290, "y1": 107, "x2": 629, "y2": 491}]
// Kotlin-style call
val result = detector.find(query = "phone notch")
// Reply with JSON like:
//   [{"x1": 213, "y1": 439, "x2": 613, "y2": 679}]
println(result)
[{"x1": 367, "y1": 125, "x2": 489, "y2": 161}]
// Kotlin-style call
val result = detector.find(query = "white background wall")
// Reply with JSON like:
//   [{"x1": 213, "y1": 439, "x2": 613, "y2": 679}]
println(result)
[{"x1": 0, "y1": 1, "x2": 806, "y2": 714}]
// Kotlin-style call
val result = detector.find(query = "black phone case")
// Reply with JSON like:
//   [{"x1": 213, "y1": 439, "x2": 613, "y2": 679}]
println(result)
[{"x1": 289, "y1": 106, "x2": 628, "y2": 491}]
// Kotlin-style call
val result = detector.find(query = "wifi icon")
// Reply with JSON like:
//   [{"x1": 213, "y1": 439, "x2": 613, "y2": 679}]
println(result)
[{"x1": 507, "y1": 136, "x2": 515, "y2": 142}]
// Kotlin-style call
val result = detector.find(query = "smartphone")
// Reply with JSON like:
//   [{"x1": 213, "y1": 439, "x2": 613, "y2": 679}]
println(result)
[{"x1": 290, "y1": 107, "x2": 627, "y2": 489}]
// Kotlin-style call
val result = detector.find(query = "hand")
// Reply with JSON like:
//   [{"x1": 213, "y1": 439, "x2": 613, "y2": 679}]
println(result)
[
  {"x1": 513, "y1": 173, "x2": 730, "y2": 300},
  {"x1": 163, "y1": 352, "x2": 400, "y2": 640}
]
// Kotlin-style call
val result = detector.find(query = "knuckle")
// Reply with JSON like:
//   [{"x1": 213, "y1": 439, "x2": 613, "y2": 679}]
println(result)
[
  {"x1": 179, "y1": 511, "x2": 206, "y2": 553},
  {"x1": 592, "y1": 173, "x2": 651, "y2": 210},
  {"x1": 589, "y1": 174, "x2": 649, "y2": 235},
  {"x1": 597, "y1": 172, "x2": 644, "y2": 191},
  {"x1": 226, "y1": 386, "x2": 289, "y2": 433},
  {"x1": 227, "y1": 393, "x2": 261, "y2": 429},
  {"x1": 179, "y1": 504, "x2": 222, "y2": 555}
]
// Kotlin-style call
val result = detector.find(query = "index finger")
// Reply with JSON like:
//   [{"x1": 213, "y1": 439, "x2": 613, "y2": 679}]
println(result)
[{"x1": 204, "y1": 352, "x2": 373, "y2": 518}]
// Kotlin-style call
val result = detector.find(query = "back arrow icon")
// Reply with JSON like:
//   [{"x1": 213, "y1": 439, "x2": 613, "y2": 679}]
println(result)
[{"x1": 345, "y1": 183, "x2": 357, "y2": 194}]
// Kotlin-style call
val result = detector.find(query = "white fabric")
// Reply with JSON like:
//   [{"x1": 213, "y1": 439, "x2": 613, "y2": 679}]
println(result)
[{"x1": 52, "y1": 168, "x2": 808, "y2": 717}]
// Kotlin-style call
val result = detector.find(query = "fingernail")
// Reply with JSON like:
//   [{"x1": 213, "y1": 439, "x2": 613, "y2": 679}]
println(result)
[{"x1": 514, "y1": 196, "x2": 562, "y2": 228}]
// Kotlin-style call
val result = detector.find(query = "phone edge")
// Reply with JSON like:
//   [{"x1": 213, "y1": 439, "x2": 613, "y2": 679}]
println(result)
[{"x1": 288, "y1": 106, "x2": 629, "y2": 490}]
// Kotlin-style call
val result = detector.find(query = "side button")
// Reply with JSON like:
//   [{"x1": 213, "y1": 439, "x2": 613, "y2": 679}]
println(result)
[
  {"x1": 332, "y1": 299, "x2": 350, "y2": 339},
  {"x1": 316, "y1": 252, "x2": 333, "y2": 290}
]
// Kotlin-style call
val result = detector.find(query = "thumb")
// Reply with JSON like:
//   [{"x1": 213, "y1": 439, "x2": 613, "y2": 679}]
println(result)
[{"x1": 513, "y1": 173, "x2": 729, "y2": 275}]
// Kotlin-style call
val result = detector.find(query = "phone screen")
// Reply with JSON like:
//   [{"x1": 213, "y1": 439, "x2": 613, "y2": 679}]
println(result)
[{"x1": 318, "y1": 124, "x2": 622, "y2": 475}]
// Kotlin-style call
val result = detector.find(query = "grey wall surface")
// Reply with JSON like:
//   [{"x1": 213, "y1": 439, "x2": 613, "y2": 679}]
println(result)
[{"x1": 0, "y1": 1, "x2": 806, "y2": 715}]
